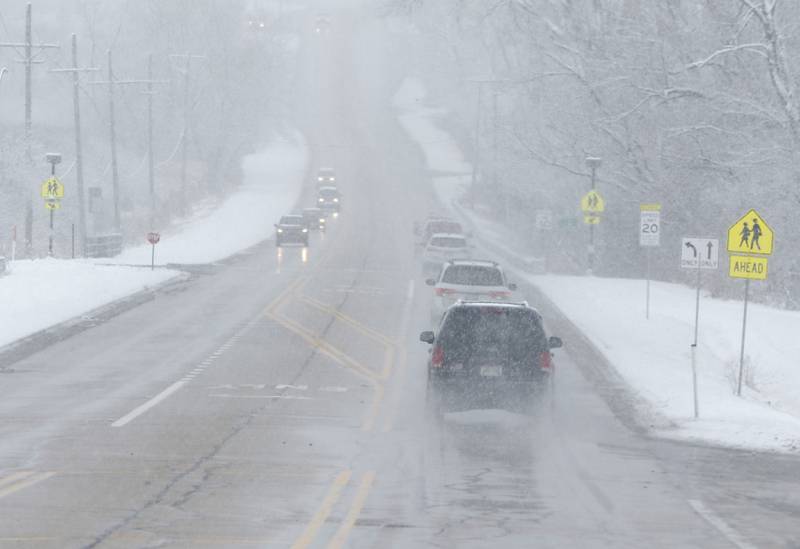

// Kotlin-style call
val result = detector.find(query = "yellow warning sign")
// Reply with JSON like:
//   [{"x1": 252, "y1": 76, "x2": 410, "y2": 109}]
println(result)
[
  {"x1": 44, "y1": 200, "x2": 60, "y2": 210},
  {"x1": 581, "y1": 190, "x2": 605, "y2": 213},
  {"x1": 729, "y1": 255, "x2": 768, "y2": 280},
  {"x1": 584, "y1": 215, "x2": 600, "y2": 225},
  {"x1": 727, "y1": 209, "x2": 772, "y2": 255},
  {"x1": 40, "y1": 177, "x2": 64, "y2": 200}
]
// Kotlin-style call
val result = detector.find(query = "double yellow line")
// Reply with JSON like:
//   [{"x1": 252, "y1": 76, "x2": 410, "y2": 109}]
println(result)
[
  {"x1": 291, "y1": 469, "x2": 376, "y2": 549},
  {"x1": 0, "y1": 470, "x2": 56, "y2": 500}
]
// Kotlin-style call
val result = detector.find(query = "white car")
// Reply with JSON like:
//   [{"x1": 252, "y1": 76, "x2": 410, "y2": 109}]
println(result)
[
  {"x1": 422, "y1": 233, "x2": 472, "y2": 274},
  {"x1": 426, "y1": 260, "x2": 517, "y2": 324}
]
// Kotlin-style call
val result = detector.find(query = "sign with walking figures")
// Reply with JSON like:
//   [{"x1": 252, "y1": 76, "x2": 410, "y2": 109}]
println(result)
[
  {"x1": 639, "y1": 204, "x2": 661, "y2": 247},
  {"x1": 40, "y1": 177, "x2": 64, "y2": 200},
  {"x1": 727, "y1": 209, "x2": 772, "y2": 255},
  {"x1": 681, "y1": 238, "x2": 719, "y2": 269},
  {"x1": 729, "y1": 255, "x2": 768, "y2": 280},
  {"x1": 581, "y1": 190, "x2": 605, "y2": 213}
]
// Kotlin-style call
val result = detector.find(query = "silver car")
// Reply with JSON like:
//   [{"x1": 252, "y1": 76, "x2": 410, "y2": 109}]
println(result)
[{"x1": 426, "y1": 260, "x2": 517, "y2": 324}]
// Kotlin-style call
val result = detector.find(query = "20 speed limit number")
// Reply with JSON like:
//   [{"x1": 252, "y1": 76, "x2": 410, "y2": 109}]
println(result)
[{"x1": 640, "y1": 208, "x2": 661, "y2": 247}]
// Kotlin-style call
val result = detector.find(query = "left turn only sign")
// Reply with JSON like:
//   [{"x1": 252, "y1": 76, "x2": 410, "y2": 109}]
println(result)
[{"x1": 41, "y1": 177, "x2": 64, "y2": 200}]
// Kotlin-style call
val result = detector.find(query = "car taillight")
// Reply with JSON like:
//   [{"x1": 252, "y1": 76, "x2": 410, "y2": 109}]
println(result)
[
  {"x1": 435, "y1": 288, "x2": 455, "y2": 297},
  {"x1": 539, "y1": 351, "x2": 553, "y2": 372},
  {"x1": 431, "y1": 346, "x2": 444, "y2": 368},
  {"x1": 488, "y1": 291, "x2": 511, "y2": 299}
]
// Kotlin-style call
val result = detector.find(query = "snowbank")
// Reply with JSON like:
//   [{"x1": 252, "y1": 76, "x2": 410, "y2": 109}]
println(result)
[
  {"x1": 115, "y1": 133, "x2": 308, "y2": 265},
  {"x1": 394, "y1": 76, "x2": 800, "y2": 453},
  {"x1": 0, "y1": 259, "x2": 178, "y2": 349}
]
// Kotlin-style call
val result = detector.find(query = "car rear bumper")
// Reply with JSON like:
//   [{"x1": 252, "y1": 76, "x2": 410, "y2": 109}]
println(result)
[{"x1": 429, "y1": 372, "x2": 550, "y2": 412}]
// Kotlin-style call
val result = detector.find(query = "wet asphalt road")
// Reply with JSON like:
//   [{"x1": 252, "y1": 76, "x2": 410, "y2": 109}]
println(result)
[{"x1": 0, "y1": 3, "x2": 799, "y2": 548}]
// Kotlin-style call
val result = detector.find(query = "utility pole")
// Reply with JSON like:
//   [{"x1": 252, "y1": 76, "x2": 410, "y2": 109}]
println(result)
[
  {"x1": 51, "y1": 34, "x2": 98, "y2": 256},
  {"x1": 90, "y1": 51, "x2": 165, "y2": 233},
  {"x1": 146, "y1": 54, "x2": 156, "y2": 224},
  {"x1": 0, "y1": 3, "x2": 59, "y2": 255},
  {"x1": 169, "y1": 52, "x2": 206, "y2": 216},
  {"x1": 585, "y1": 156, "x2": 602, "y2": 274}
]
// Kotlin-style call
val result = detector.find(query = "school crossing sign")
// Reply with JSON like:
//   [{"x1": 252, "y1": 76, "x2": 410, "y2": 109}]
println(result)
[{"x1": 726, "y1": 209, "x2": 773, "y2": 280}]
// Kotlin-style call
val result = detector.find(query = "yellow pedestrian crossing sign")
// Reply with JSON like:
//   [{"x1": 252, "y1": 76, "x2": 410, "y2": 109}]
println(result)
[
  {"x1": 40, "y1": 177, "x2": 64, "y2": 200},
  {"x1": 729, "y1": 255, "x2": 768, "y2": 280},
  {"x1": 584, "y1": 215, "x2": 600, "y2": 225},
  {"x1": 727, "y1": 209, "x2": 772, "y2": 255},
  {"x1": 581, "y1": 190, "x2": 605, "y2": 213}
]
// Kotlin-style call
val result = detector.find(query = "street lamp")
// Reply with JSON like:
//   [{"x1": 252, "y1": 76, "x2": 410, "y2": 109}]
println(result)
[
  {"x1": 585, "y1": 156, "x2": 602, "y2": 274},
  {"x1": 45, "y1": 153, "x2": 62, "y2": 256}
]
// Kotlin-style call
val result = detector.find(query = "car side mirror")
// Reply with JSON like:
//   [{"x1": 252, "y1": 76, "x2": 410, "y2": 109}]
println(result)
[
  {"x1": 508, "y1": 283, "x2": 517, "y2": 291},
  {"x1": 420, "y1": 331, "x2": 435, "y2": 344},
  {"x1": 425, "y1": 278, "x2": 436, "y2": 286},
  {"x1": 548, "y1": 336, "x2": 563, "y2": 349}
]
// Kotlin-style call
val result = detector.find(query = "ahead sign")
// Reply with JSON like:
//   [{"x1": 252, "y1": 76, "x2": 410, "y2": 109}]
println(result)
[{"x1": 681, "y1": 237, "x2": 719, "y2": 269}]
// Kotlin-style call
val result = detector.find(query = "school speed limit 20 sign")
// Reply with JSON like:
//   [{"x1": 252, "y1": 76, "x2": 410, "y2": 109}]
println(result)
[{"x1": 639, "y1": 204, "x2": 661, "y2": 247}]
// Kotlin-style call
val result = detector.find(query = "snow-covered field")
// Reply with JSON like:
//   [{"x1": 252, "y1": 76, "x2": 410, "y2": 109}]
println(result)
[
  {"x1": 394, "y1": 76, "x2": 800, "y2": 453},
  {"x1": 114, "y1": 133, "x2": 308, "y2": 265},
  {"x1": 0, "y1": 259, "x2": 178, "y2": 349}
]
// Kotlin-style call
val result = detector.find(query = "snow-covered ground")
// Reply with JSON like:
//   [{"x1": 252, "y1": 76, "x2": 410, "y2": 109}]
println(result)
[
  {"x1": 1, "y1": 134, "x2": 308, "y2": 351},
  {"x1": 115, "y1": 133, "x2": 308, "y2": 265},
  {"x1": 394, "y1": 76, "x2": 800, "y2": 453},
  {"x1": 0, "y1": 259, "x2": 178, "y2": 349}
]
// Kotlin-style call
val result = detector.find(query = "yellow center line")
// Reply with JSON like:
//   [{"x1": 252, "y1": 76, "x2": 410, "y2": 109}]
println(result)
[
  {"x1": 290, "y1": 470, "x2": 351, "y2": 549},
  {"x1": 326, "y1": 471, "x2": 376, "y2": 549},
  {"x1": 0, "y1": 472, "x2": 56, "y2": 500},
  {"x1": 296, "y1": 294, "x2": 397, "y2": 347}
]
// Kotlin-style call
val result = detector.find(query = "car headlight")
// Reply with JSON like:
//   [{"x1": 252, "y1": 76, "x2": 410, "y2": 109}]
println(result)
[
  {"x1": 302, "y1": 228, "x2": 308, "y2": 233},
  {"x1": 319, "y1": 218, "x2": 326, "y2": 223},
  {"x1": 318, "y1": 198, "x2": 324, "y2": 202},
  {"x1": 333, "y1": 198, "x2": 339, "y2": 203},
  {"x1": 329, "y1": 177, "x2": 335, "y2": 181},
  {"x1": 317, "y1": 177, "x2": 323, "y2": 181},
  {"x1": 277, "y1": 228, "x2": 283, "y2": 233}
]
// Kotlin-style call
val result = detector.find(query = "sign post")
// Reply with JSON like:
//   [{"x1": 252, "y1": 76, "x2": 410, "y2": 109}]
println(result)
[
  {"x1": 639, "y1": 204, "x2": 661, "y2": 319},
  {"x1": 681, "y1": 237, "x2": 719, "y2": 419},
  {"x1": 726, "y1": 209, "x2": 773, "y2": 396},
  {"x1": 147, "y1": 232, "x2": 160, "y2": 270},
  {"x1": 581, "y1": 189, "x2": 605, "y2": 274},
  {"x1": 42, "y1": 153, "x2": 64, "y2": 256}
]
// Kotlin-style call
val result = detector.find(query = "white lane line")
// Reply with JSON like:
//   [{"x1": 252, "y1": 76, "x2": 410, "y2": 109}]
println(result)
[
  {"x1": 112, "y1": 380, "x2": 187, "y2": 427},
  {"x1": 688, "y1": 499, "x2": 758, "y2": 549},
  {"x1": 319, "y1": 386, "x2": 348, "y2": 393},
  {"x1": 209, "y1": 394, "x2": 313, "y2": 400},
  {"x1": 406, "y1": 278, "x2": 415, "y2": 300},
  {"x1": 276, "y1": 384, "x2": 308, "y2": 391}
]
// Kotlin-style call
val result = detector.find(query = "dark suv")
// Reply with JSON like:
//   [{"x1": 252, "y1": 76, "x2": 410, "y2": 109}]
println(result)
[{"x1": 420, "y1": 301, "x2": 561, "y2": 414}]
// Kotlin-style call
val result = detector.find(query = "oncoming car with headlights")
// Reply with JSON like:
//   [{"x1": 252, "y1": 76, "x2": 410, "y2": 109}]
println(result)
[
  {"x1": 301, "y1": 207, "x2": 326, "y2": 231},
  {"x1": 275, "y1": 214, "x2": 309, "y2": 247},
  {"x1": 317, "y1": 186, "x2": 341, "y2": 213}
]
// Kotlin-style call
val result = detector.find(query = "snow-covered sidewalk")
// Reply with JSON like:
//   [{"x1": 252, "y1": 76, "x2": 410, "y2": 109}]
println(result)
[
  {"x1": 0, "y1": 259, "x2": 178, "y2": 349},
  {"x1": 394, "y1": 75, "x2": 800, "y2": 453},
  {"x1": 114, "y1": 133, "x2": 308, "y2": 265}
]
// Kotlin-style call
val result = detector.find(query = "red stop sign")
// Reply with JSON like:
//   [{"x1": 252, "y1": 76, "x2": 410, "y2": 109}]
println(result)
[{"x1": 147, "y1": 232, "x2": 161, "y2": 245}]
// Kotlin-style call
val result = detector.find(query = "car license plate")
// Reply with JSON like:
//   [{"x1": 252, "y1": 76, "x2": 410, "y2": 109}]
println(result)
[{"x1": 480, "y1": 365, "x2": 502, "y2": 377}]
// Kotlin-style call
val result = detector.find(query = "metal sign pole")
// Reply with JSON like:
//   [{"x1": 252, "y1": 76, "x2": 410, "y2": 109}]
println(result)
[
  {"x1": 645, "y1": 247, "x2": 651, "y2": 320},
  {"x1": 151, "y1": 242, "x2": 156, "y2": 271},
  {"x1": 736, "y1": 279, "x2": 751, "y2": 396},
  {"x1": 691, "y1": 343, "x2": 699, "y2": 418},
  {"x1": 693, "y1": 260, "x2": 701, "y2": 345}
]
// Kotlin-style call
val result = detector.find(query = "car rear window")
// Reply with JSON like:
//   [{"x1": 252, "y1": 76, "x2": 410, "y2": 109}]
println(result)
[
  {"x1": 430, "y1": 237, "x2": 467, "y2": 248},
  {"x1": 438, "y1": 307, "x2": 544, "y2": 357},
  {"x1": 280, "y1": 216, "x2": 304, "y2": 225},
  {"x1": 428, "y1": 221, "x2": 462, "y2": 235},
  {"x1": 442, "y1": 265, "x2": 503, "y2": 286}
]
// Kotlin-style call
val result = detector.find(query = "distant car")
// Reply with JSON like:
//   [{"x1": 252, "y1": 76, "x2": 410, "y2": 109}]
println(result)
[
  {"x1": 316, "y1": 167, "x2": 336, "y2": 186},
  {"x1": 416, "y1": 218, "x2": 464, "y2": 246},
  {"x1": 275, "y1": 214, "x2": 309, "y2": 247},
  {"x1": 422, "y1": 233, "x2": 471, "y2": 274},
  {"x1": 302, "y1": 207, "x2": 326, "y2": 231},
  {"x1": 426, "y1": 260, "x2": 517, "y2": 324},
  {"x1": 315, "y1": 14, "x2": 331, "y2": 33},
  {"x1": 317, "y1": 186, "x2": 341, "y2": 213},
  {"x1": 419, "y1": 301, "x2": 562, "y2": 415}
]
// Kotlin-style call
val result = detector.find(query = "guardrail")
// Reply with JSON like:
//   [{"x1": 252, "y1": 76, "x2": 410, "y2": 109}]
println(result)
[{"x1": 85, "y1": 233, "x2": 123, "y2": 258}]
